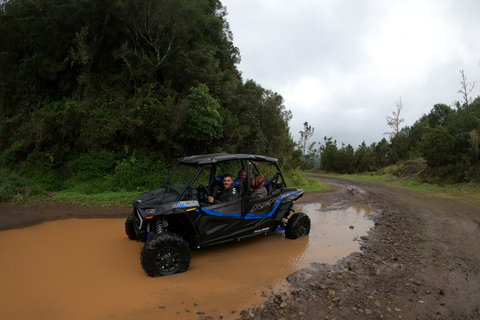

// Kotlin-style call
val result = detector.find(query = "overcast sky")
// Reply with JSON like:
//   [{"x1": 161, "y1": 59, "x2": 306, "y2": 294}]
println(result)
[{"x1": 221, "y1": 0, "x2": 480, "y2": 148}]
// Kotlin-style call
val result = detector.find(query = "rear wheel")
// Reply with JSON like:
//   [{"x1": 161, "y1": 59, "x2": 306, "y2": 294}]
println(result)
[
  {"x1": 140, "y1": 232, "x2": 192, "y2": 277},
  {"x1": 125, "y1": 213, "x2": 137, "y2": 240},
  {"x1": 285, "y1": 212, "x2": 311, "y2": 239}
]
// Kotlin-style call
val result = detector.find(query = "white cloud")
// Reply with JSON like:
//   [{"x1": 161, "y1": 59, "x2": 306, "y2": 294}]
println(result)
[{"x1": 222, "y1": 0, "x2": 480, "y2": 148}]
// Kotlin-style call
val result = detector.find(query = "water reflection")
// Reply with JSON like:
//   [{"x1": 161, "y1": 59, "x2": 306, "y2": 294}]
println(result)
[
  {"x1": 293, "y1": 203, "x2": 374, "y2": 267},
  {"x1": 0, "y1": 203, "x2": 374, "y2": 320}
]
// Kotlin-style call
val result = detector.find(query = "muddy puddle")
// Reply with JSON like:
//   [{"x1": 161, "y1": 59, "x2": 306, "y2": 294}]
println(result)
[{"x1": 0, "y1": 203, "x2": 373, "y2": 320}]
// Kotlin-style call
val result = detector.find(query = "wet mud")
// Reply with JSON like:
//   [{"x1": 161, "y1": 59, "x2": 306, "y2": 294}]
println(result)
[{"x1": 0, "y1": 203, "x2": 373, "y2": 320}]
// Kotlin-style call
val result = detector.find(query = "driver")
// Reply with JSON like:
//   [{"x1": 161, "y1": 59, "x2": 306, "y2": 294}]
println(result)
[{"x1": 207, "y1": 174, "x2": 239, "y2": 204}]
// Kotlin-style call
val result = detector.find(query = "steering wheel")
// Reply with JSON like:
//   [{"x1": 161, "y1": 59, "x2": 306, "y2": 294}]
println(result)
[{"x1": 197, "y1": 185, "x2": 210, "y2": 201}]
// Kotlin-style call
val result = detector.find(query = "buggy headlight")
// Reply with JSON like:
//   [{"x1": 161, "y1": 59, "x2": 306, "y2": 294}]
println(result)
[{"x1": 145, "y1": 208, "x2": 156, "y2": 216}]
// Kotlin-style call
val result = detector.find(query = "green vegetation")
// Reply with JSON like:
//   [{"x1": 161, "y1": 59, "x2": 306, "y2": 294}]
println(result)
[
  {"x1": 299, "y1": 96, "x2": 480, "y2": 184},
  {"x1": 287, "y1": 170, "x2": 332, "y2": 194},
  {"x1": 0, "y1": 147, "x2": 170, "y2": 202},
  {"x1": 0, "y1": 0, "x2": 297, "y2": 203}
]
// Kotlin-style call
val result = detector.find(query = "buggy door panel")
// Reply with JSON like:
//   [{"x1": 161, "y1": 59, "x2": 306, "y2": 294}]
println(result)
[
  {"x1": 245, "y1": 196, "x2": 278, "y2": 215},
  {"x1": 196, "y1": 197, "x2": 243, "y2": 241},
  {"x1": 239, "y1": 194, "x2": 282, "y2": 231}
]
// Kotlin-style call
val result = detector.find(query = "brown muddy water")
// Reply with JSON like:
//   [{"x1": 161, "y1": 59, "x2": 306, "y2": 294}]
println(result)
[{"x1": 0, "y1": 203, "x2": 373, "y2": 320}]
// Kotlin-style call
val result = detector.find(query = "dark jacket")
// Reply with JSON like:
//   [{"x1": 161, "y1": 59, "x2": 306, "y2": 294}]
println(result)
[{"x1": 213, "y1": 184, "x2": 240, "y2": 204}]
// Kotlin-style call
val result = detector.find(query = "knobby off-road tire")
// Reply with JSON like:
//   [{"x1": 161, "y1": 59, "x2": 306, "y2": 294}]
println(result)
[
  {"x1": 141, "y1": 232, "x2": 192, "y2": 277},
  {"x1": 125, "y1": 213, "x2": 137, "y2": 240},
  {"x1": 285, "y1": 212, "x2": 311, "y2": 239}
]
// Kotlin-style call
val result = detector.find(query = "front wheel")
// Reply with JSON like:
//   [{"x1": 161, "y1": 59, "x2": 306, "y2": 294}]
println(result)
[
  {"x1": 140, "y1": 232, "x2": 192, "y2": 277},
  {"x1": 285, "y1": 212, "x2": 311, "y2": 239},
  {"x1": 125, "y1": 213, "x2": 137, "y2": 240}
]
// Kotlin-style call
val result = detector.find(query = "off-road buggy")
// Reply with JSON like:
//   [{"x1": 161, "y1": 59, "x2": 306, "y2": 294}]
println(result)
[{"x1": 125, "y1": 153, "x2": 310, "y2": 277}]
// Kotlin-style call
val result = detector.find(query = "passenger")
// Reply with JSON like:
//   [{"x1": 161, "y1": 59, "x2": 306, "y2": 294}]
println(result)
[
  {"x1": 251, "y1": 174, "x2": 268, "y2": 199},
  {"x1": 234, "y1": 170, "x2": 246, "y2": 187},
  {"x1": 207, "y1": 174, "x2": 240, "y2": 204}
]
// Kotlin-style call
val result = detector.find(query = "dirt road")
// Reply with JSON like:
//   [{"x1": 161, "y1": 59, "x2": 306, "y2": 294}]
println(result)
[
  {"x1": 1, "y1": 177, "x2": 480, "y2": 319},
  {"x1": 240, "y1": 176, "x2": 480, "y2": 320}
]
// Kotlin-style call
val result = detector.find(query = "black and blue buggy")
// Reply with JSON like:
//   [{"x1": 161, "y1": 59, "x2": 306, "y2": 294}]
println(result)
[{"x1": 125, "y1": 153, "x2": 311, "y2": 277}]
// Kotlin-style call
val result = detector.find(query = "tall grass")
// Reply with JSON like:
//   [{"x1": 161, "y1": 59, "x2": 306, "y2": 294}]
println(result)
[{"x1": 0, "y1": 152, "x2": 168, "y2": 206}]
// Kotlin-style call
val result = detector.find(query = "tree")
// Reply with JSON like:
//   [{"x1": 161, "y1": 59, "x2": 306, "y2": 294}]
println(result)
[
  {"x1": 384, "y1": 97, "x2": 405, "y2": 140},
  {"x1": 180, "y1": 84, "x2": 223, "y2": 149},
  {"x1": 319, "y1": 137, "x2": 337, "y2": 172},
  {"x1": 426, "y1": 104, "x2": 453, "y2": 128},
  {"x1": 419, "y1": 127, "x2": 455, "y2": 168},
  {"x1": 298, "y1": 122, "x2": 315, "y2": 156},
  {"x1": 336, "y1": 143, "x2": 355, "y2": 174},
  {"x1": 219, "y1": 80, "x2": 293, "y2": 160},
  {"x1": 469, "y1": 129, "x2": 480, "y2": 165},
  {"x1": 373, "y1": 138, "x2": 392, "y2": 168},
  {"x1": 354, "y1": 141, "x2": 374, "y2": 173},
  {"x1": 390, "y1": 127, "x2": 411, "y2": 160},
  {"x1": 296, "y1": 122, "x2": 317, "y2": 169},
  {"x1": 457, "y1": 69, "x2": 476, "y2": 107},
  {"x1": 444, "y1": 107, "x2": 478, "y2": 156}
]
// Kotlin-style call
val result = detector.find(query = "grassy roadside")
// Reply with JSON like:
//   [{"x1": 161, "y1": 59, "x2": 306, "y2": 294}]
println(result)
[
  {"x1": 4, "y1": 171, "x2": 331, "y2": 207},
  {"x1": 306, "y1": 172, "x2": 480, "y2": 200},
  {"x1": 287, "y1": 170, "x2": 334, "y2": 194}
]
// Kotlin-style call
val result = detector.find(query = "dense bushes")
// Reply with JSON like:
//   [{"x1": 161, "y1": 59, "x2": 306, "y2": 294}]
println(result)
[
  {"x1": 0, "y1": 0, "x2": 293, "y2": 161},
  {"x1": 311, "y1": 98, "x2": 480, "y2": 183},
  {"x1": 0, "y1": 169, "x2": 42, "y2": 201},
  {"x1": 0, "y1": 0, "x2": 297, "y2": 201},
  {"x1": 107, "y1": 156, "x2": 168, "y2": 192},
  {"x1": 0, "y1": 151, "x2": 169, "y2": 201}
]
